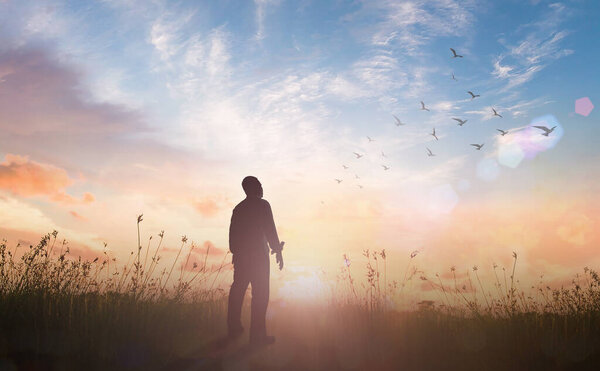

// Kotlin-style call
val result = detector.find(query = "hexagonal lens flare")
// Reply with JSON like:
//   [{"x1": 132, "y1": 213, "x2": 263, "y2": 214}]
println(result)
[{"x1": 575, "y1": 97, "x2": 594, "y2": 117}]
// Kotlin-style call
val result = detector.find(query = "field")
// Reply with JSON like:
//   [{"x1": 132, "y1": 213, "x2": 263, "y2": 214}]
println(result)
[{"x1": 1, "y1": 231, "x2": 599, "y2": 371}]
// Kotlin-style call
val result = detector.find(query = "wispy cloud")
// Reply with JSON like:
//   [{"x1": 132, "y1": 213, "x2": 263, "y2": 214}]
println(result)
[
  {"x1": 366, "y1": 0, "x2": 476, "y2": 54},
  {"x1": 254, "y1": 0, "x2": 279, "y2": 41},
  {"x1": 492, "y1": 3, "x2": 573, "y2": 92}
]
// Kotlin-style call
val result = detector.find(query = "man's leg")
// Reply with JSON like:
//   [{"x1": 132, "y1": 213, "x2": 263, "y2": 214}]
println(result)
[
  {"x1": 249, "y1": 253, "x2": 270, "y2": 342},
  {"x1": 227, "y1": 259, "x2": 250, "y2": 336}
]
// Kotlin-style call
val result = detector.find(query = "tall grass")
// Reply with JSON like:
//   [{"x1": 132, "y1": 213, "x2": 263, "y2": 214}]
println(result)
[
  {"x1": 0, "y1": 223, "x2": 230, "y2": 369},
  {"x1": 1, "y1": 222, "x2": 599, "y2": 370},
  {"x1": 321, "y1": 249, "x2": 600, "y2": 370}
]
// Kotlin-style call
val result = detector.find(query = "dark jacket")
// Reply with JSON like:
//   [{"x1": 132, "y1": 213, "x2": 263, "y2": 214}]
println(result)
[{"x1": 229, "y1": 197, "x2": 281, "y2": 260}]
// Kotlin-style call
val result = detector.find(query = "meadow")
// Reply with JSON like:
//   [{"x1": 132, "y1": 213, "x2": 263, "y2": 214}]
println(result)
[{"x1": 1, "y1": 227, "x2": 599, "y2": 371}]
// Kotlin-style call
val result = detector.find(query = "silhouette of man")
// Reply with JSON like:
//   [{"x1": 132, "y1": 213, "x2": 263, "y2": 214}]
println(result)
[{"x1": 227, "y1": 176, "x2": 284, "y2": 345}]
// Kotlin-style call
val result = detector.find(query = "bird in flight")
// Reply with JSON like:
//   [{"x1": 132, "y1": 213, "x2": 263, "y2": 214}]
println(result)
[
  {"x1": 492, "y1": 107, "x2": 503, "y2": 118},
  {"x1": 342, "y1": 164, "x2": 349, "y2": 169},
  {"x1": 367, "y1": 136, "x2": 375, "y2": 142},
  {"x1": 470, "y1": 143, "x2": 484, "y2": 150},
  {"x1": 467, "y1": 91, "x2": 480, "y2": 99},
  {"x1": 496, "y1": 129, "x2": 509, "y2": 136},
  {"x1": 420, "y1": 101, "x2": 430, "y2": 111},
  {"x1": 431, "y1": 128, "x2": 439, "y2": 141},
  {"x1": 335, "y1": 179, "x2": 343, "y2": 184},
  {"x1": 453, "y1": 118, "x2": 468, "y2": 126},
  {"x1": 382, "y1": 165, "x2": 390, "y2": 170},
  {"x1": 393, "y1": 115, "x2": 406, "y2": 126},
  {"x1": 452, "y1": 73, "x2": 457, "y2": 81},
  {"x1": 381, "y1": 151, "x2": 386, "y2": 158},
  {"x1": 426, "y1": 147, "x2": 435, "y2": 157},
  {"x1": 533, "y1": 125, "x2": 557, "y2": 136},
  {"x1": 355, "y1": 174, "x2": 360, "y2": 179},
  {"x1": 450, "y1": 48, "x2": 463, "y2": 58},
  {"x1": 353, "y1": 152, "x2": 363, "y2": 159}
]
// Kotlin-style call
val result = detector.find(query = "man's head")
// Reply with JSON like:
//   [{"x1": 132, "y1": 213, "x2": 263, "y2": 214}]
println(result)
[{"x1": 242, "y1": 176, "x2": 263, "y2": 198}]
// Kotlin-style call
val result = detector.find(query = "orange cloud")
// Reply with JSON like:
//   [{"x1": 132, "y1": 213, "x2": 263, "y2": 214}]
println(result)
[
  {"x1": 194, "y1": 198, "x2": 220, "y2": 217},
  {"x1": 70, "y1": 211, "x2": 88, "y2": 221},
  {"x1": 0, "y1": 154, "x2": 94, "y2": 205},
  {"x1": 193, "y1": 240, "x2": 225, "y2": 257}
]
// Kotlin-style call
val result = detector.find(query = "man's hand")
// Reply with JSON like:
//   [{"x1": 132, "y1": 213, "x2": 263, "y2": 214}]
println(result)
[
  {"x1": 276, "y1": 251, "x2": 284, "y2": 270},
  {"x1": 271, "y1": 241, "x2": 284, "y2": 270}
]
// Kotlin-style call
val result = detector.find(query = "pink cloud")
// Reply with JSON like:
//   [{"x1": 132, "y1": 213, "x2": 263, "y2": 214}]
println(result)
[
  {"x1": 194, "y1": 198, "x2": 221, "y2": 217},
  {"x1": 69, "y1": 210, "x2": 88, "y2": 221},
  {"x1": 193, "y1": 240, "x2": 225, "y2": 257},
  {"x1": 0, "y1": 154, "x2": 94, "y2": 205}
]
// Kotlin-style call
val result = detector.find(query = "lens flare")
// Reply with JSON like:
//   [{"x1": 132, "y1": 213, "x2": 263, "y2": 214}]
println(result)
[
  {"x1": 497, "y1": 115, "x2": 563, "y2": 168},
  {"x1": 427, "y1": 184, "x2": 459, "y2": 215},
  {"x1": 575, "y1": 97, "x2": 594, "y2": 117},
  {"x1": 498, "y1": 141, "x2": 525, "y2": 168},
  {"x1": 476, "y1": 158, "x2": 500, "y2": 182}
]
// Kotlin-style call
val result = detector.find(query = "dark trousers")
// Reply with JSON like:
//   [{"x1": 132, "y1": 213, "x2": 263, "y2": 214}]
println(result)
[{"x1": 227, "y1": 252, "x2": 270, "y2": 339}]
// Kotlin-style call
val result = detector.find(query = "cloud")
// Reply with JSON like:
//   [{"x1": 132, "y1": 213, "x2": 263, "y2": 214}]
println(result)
[
  {"x1": 254, "y1": 0, "x2": 280, "y2": 41},
  {"x1": 492, "y1": 3, "x2": 573, "y2": 93},
  {"x1": 0, "y1": 195, "x2": 104, "y2": 255},
  {"x1": 351, "y1": 53, "x2": 406, "y2": 94},
  {"x1": 0, "y1": 46, "x2": 144, "y2": 135},
  {"x1": 492, "y1": 58, "x2": 513, "y2": 79},
  {"x1": 194, "y1": 198, "x2": 220, "y2": 217},
  {"x1": 0, "y1": 154, "x2": 94, "y2": 205},
  {"x1": 193, "y1": 240, "x2": 225, "y2": 257},
  {"x1": 363, "y1": 0, "x2": 476, "y2": 54},
  {"x1": 70, "y1": 210, "x2": 88, "y2": 221}
]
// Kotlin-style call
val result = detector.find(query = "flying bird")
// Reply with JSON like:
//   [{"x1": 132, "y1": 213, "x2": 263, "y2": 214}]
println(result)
[
  {"x1": 382, "y1": 165, "x2": 390, "y2": 170},
  {"x1": 420, "y1": 101, "x2": 430, "y2": 111},
  {"x1": 381, "y1": 151, "x2": 386, "y2": 158},
  {"x1": 453, "y1": 118, "x2": 468, "y2": 126},
  {"x1": 431, "y1": 128, "x2": 439, "y2": 141},
  {"x1": 426, "y1": 147, "x2": 435, "y2": 157},
  {"x1": 335, "y1": 179, "x2": 343, "y2": 184},
  {"x1": 452, "y1": 73, "x2": 457, "y2": 81},
  {"x1": 355, "y1": 174, "x2": 360, "y2": 179},
  {"x1": 492, "y1": 107, "x2": 503, "y2": 118},
  {"x1": 367, "y1": 136, "x2": 375, "y2": 142},
  {"x1": 393, "y1": 115, "x2": 406, "y2": 126},
  {"x1": 353, "y1": 152, "x2": 363, "y2": 159},
  {"x1": 533, "y1": 125, "x2": 557, "y2": 136},
  {"x1": 470, "y1": 143, "x2": 484, "y2": 150},
  {"x1": 450, "y1": 48, "x2": 463, "y2": 58},
  {"x1": 467, "y1": 91, "x2": 480, "y2": 99},
  {"x1": 342, "y1": 164, "x2": 349, "y2": 169},
  {"x1": 496, "y1": 129, "x2": 509, "y2": 136}
]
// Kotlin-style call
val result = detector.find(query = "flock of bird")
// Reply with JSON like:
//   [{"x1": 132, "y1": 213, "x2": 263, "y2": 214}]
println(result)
[{"x1": 333, "y1": 48, "x2": 558, "y2": 188}]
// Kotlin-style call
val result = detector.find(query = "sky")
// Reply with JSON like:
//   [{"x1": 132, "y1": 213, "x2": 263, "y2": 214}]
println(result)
[{"x1": 0, "y1": 0, "x2": 598, "y2": 302}]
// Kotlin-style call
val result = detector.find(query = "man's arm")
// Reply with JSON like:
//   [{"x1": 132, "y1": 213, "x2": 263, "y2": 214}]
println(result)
[
  {"x1": 262, "y1": 200, "x2": 282, "y2": 253},
  {"x1": 228, "y1": 208, "x2": 237, "y2": 255}
]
